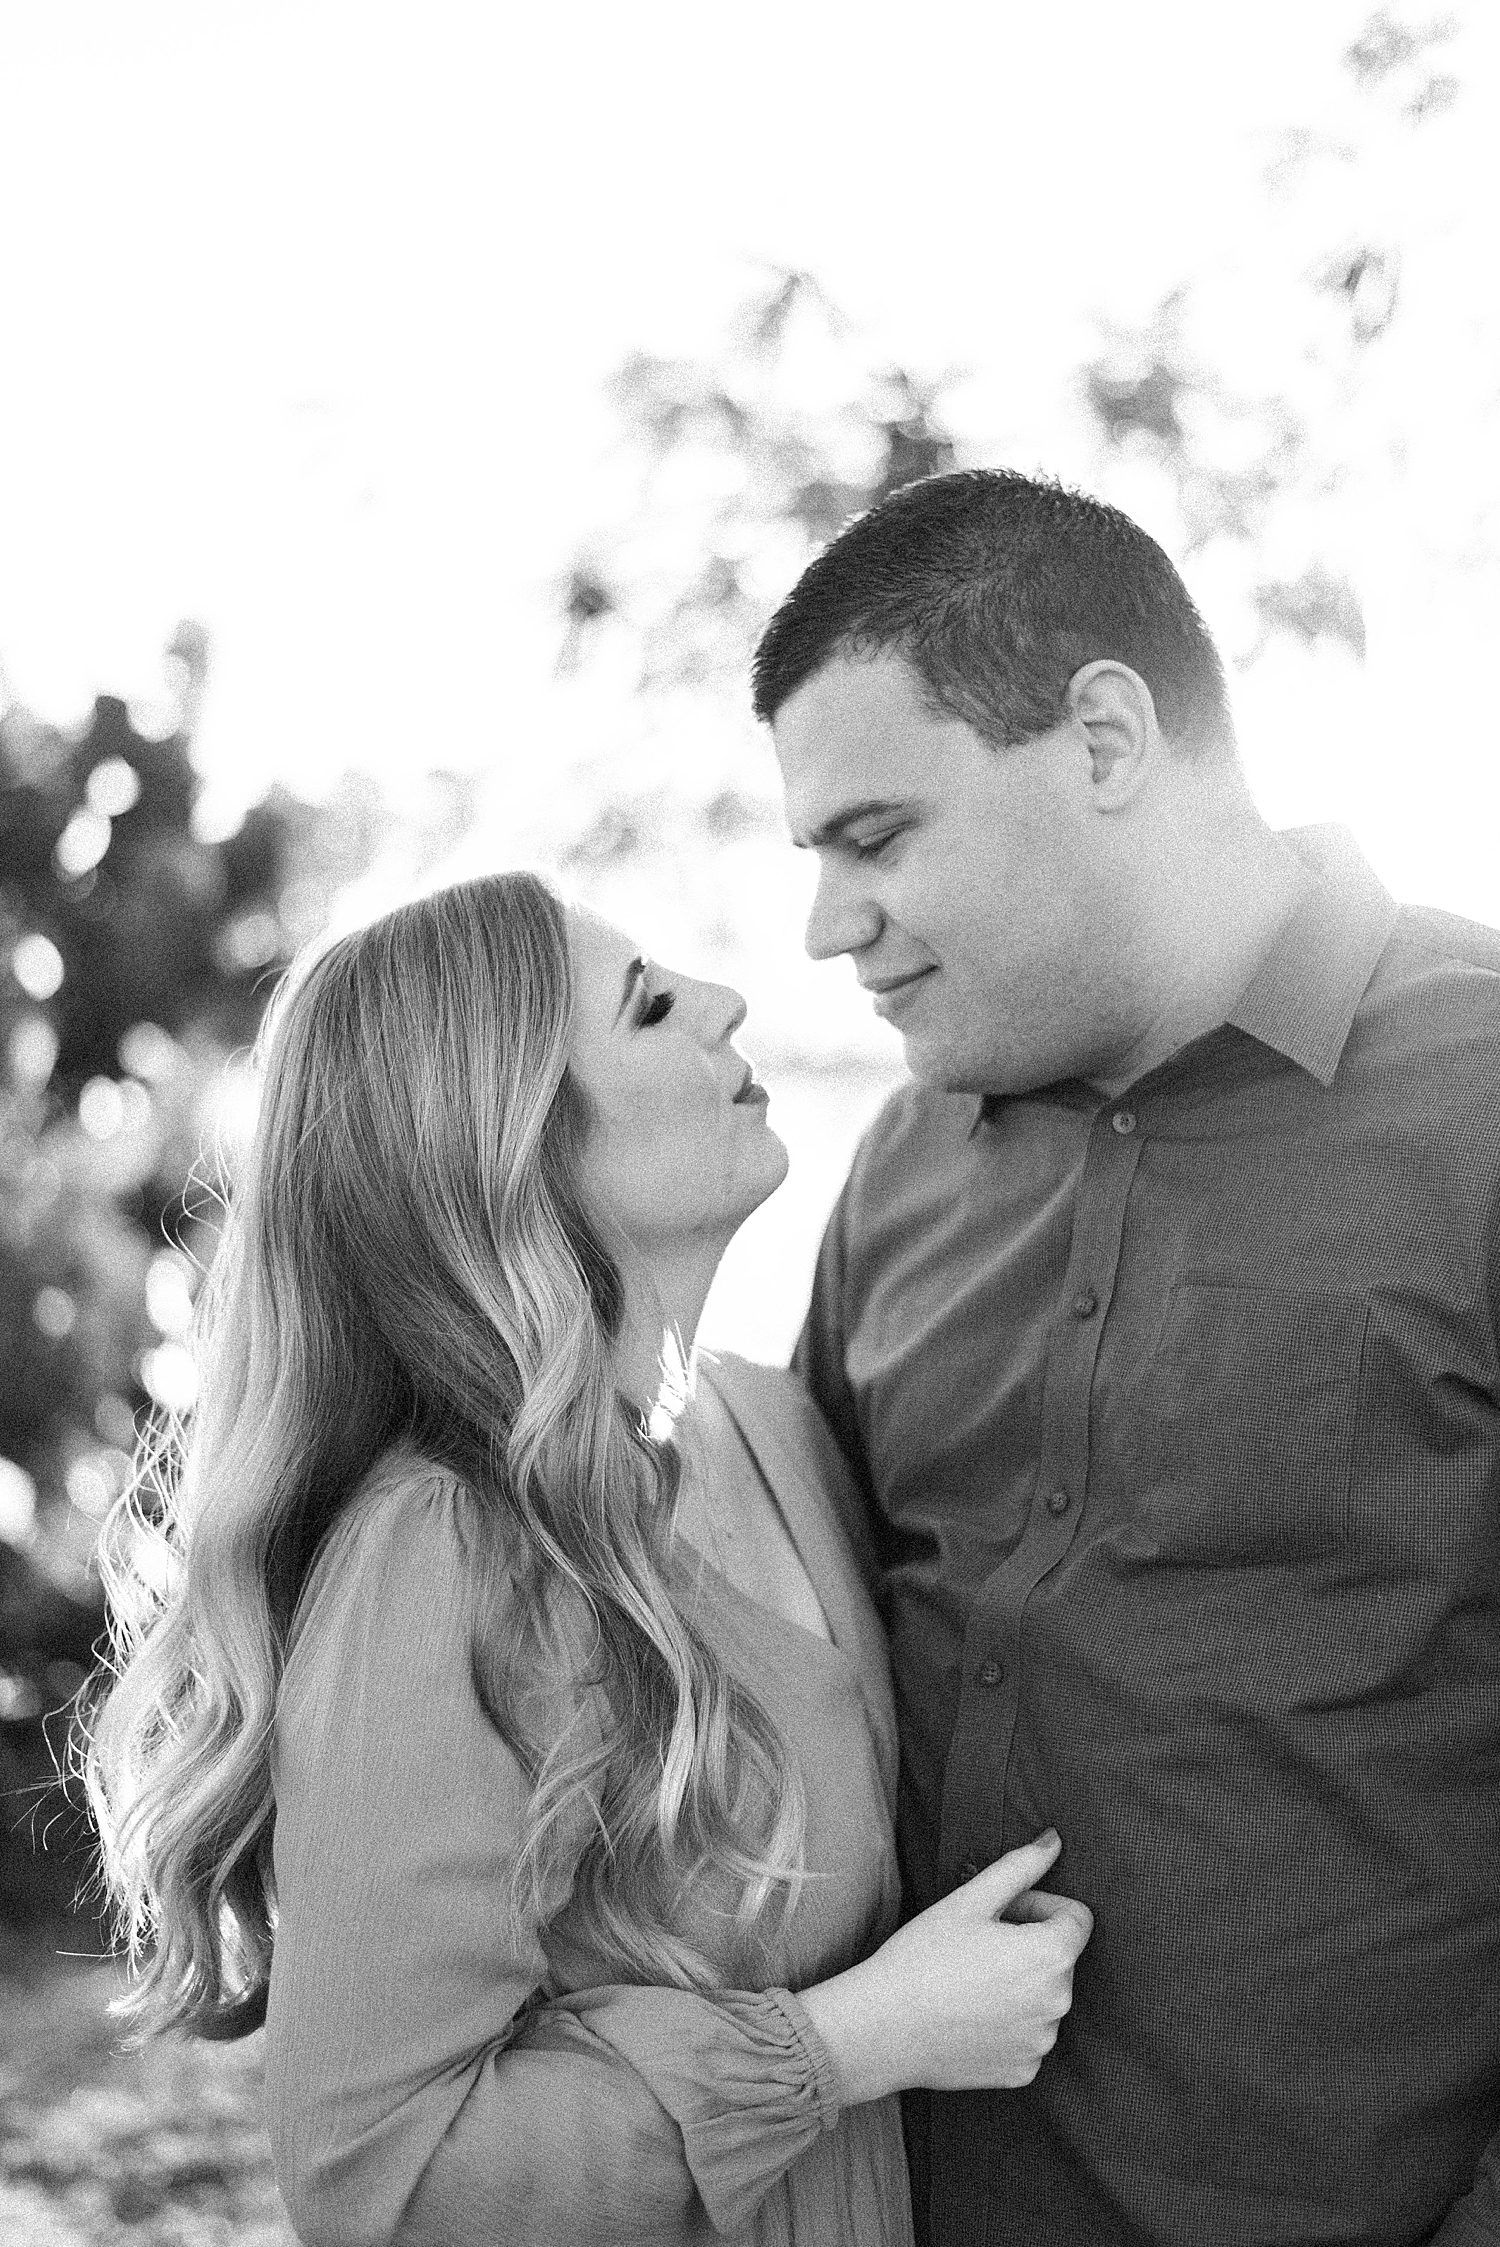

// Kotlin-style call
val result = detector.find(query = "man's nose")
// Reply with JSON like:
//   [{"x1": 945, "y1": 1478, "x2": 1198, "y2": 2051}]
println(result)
[{"x1": 805, "y1": 863, "x2": 881, "y2": 963}]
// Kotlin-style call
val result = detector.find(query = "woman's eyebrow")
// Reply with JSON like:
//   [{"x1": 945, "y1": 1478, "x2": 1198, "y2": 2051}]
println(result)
[{"x1": 614, "y1": 956, "x2": 647, "y2": 1022}]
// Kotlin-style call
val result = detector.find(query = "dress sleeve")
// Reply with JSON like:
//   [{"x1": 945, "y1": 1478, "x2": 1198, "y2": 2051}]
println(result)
[{"x1": 263, "y1": 1471, "x2": 840, "y2": 2247}]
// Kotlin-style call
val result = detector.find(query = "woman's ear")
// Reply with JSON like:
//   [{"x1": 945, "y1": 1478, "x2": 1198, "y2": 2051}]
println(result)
[{"x1": 1065, "y1": 661, "x2": 1161, "y2": 808}]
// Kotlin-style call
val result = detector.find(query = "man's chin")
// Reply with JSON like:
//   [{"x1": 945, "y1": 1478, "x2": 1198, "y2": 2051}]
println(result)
[
  {"x1": 897, "y1": 1032, "x2": 1028, "y2": 1101},
  {"x1": 895, "y1": 1031, "x2": 974, "y2": 1095}
]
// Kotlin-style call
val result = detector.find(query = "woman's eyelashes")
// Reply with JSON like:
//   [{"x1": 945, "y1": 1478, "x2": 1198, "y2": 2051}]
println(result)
[
  {"x1": 850, "y1": 828, "x2": 901, "y2": 862},
  {"x1": 638, "y1": 989, "x2": 675, "y2": 1028}
]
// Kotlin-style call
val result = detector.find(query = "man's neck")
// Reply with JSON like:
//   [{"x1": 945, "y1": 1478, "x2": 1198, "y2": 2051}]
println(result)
[{"x1": 1086, "y1": 820, "x2": 1311, "y2": 1100}]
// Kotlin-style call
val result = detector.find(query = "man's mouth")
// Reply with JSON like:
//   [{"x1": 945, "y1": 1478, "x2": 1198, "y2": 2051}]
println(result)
[{"x1": 863, "y1": 967, "x2": 936, "y2": 1013}]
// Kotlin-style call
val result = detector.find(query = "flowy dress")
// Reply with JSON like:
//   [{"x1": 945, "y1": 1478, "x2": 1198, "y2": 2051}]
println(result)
[{"x1": 263, "y1": 1356, "x2": 914, "y2": 2246}]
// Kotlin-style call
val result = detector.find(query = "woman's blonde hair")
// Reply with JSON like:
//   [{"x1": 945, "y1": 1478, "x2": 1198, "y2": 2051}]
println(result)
[{"x1": 83, "y1": 871, "x2": 803, "y2": 2035}]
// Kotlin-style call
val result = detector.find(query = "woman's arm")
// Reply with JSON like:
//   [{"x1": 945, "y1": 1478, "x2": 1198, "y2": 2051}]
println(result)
[
  {"x1": 267, "y1": 1470, "x2": 1091, "y2": 2246},
  {"x1": 265, "y1": 1474, "x2": 840, "y2": 2247},
  {"x1": 393, "y1": 1986, "x2": 836, "y2": 2247}
]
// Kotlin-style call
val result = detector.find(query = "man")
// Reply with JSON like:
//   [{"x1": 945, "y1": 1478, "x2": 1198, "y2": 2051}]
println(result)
[{"x1": 753, "y1": 467, "x2": 1500, "y2": 2247}]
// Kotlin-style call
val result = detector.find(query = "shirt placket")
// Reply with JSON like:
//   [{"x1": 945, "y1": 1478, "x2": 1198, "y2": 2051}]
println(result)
[{"x1": 937, "y1": 1099, "x2": 1146, "y2": 1883}]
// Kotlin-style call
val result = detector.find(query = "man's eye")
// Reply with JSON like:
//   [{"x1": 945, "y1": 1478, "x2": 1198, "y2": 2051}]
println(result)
[{"x1": 639, "y1": 991, "x2": 675, "y2": 1027}]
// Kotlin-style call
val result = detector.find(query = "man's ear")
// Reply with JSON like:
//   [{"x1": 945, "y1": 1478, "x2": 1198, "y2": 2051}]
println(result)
[{"x1": 1065, "y1": 662, "x2": 1160, "y2": 807}]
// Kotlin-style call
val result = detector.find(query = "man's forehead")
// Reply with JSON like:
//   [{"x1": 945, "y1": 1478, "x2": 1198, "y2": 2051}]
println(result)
[
  {"x1": 774, "y1": 648, "x2": 929, "y2": 737},
  {"x1": 772, "y1": 666, "x2": 963, "y2": 841}
]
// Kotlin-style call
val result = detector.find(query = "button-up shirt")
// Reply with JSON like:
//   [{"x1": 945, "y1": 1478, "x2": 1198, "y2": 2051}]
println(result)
[{"x1": 796, "y1": 829, "x2": 1500, "y2": 2247}]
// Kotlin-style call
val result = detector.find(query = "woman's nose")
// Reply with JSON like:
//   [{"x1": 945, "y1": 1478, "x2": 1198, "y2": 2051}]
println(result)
[{"x1": 691, "y1": 978, "x2": 747, "y2": 1042}]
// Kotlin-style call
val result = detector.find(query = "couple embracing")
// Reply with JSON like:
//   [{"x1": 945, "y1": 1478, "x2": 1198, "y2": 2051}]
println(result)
[{"x1": 85, "y1": 470, "x2": 1500, "y2": 2247}]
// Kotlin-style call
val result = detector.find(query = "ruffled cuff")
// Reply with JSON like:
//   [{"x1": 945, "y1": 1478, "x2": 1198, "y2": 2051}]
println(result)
[
  {"x1": 552, "y1": 1982, "x2": 842, "y2": 2236},
  {"x1": 760, "y1": 1986, "x2": 842, "y2": 2134}
]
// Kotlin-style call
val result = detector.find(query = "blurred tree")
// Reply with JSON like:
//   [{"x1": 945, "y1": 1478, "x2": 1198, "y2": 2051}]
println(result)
[
  {"x1": 1078, "y1": 6, "x2": 1477, "y2": 671},
  {"x1": 556, "y1": 3, "x2": 1485, "y2": 935},
  {"x1": 555, "y1": 268, "x2": 958, "y2": 870},
  {"x1": 547, "y1": 272, "x2": 962, "y2": 1059},
  {"x1": 0, "y1": 631, "x2": 458, "y2": 1932}
]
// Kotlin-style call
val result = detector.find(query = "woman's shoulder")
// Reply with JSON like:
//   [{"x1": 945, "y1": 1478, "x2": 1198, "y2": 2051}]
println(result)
[
  {"x1": 274, "y1": 1450, "x2": 531, "y2": 1812},
  {"x1": 696, "y1": 1354, "x2": 859, "y2": 1503},
  {"x1": 282, "y1": 1450, "x2": 474, "y2": 1685},
  {"x1": 697, "y1": 1352, "x2": 819, "y2": 1435}
]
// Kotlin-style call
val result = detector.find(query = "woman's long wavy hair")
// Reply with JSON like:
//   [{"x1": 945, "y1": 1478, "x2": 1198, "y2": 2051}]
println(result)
[{"x1": 83, "y1": 871, "x2": 804, "y2": 2037}]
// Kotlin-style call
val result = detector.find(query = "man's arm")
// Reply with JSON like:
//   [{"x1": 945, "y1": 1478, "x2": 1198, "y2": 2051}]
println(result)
[
  {"x1": 1426, "y1": 2156, "x2": 1500, "y2": 2242},
  {"x1": 1431, "y1": 1137, "x2": 1500, "y2": 2243}
]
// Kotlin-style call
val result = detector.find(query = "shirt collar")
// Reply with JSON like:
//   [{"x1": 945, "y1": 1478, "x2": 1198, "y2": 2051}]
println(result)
[
  {"x1": 974, "y1": 824, "x2": 1397, "y2": 1131},
  {"x1": 1224, "y1": 824, "x2": 1396, "y2": 1087}
]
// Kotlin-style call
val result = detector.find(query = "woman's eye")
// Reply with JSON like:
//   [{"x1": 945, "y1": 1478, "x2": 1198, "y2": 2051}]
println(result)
[
  {"x1": 852, "y1": 830, "x2": 898, "y2": 861},
  {"x1": 639, "y1": 991, "x2": 675, "y2": 1027}
]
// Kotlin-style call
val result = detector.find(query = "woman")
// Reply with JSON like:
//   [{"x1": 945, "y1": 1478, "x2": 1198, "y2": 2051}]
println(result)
[{"x1": 84, "y1": 872, "x2": 1089, "y2": 2246}]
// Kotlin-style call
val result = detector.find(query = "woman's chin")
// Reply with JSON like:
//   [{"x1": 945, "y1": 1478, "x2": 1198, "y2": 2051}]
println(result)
[
  {"x1": 717, "y1": 1129, "x2": 792, "y2": 1238},
  {"x1": 753, "y1": 1126, "x2": 792, "y2": 1203}
]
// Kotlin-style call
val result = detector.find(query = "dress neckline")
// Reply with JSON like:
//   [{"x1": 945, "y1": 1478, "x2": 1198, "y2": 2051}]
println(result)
[{"x1": 677, "y1": 1365, "x2": 848, "y2": 1658}]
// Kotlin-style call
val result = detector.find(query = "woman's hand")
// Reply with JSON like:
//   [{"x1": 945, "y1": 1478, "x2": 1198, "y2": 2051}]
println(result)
[{"x1": 798, "y1": 1830, "x2": 1092, "y2": 2107}]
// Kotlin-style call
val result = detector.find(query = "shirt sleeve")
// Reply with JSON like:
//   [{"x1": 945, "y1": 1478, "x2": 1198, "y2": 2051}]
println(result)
[
  {"x1": 263, "y1": 1470, "x2": 839, "y2": 2247},
  {"x1": 1439, "y1": 1186, "x2": 1500, "y2": 2238}
]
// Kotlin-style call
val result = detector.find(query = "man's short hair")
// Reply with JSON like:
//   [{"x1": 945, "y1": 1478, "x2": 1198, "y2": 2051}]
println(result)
[{"x1": 751, "y1": 467, "x2": 1236, "y2": 757}]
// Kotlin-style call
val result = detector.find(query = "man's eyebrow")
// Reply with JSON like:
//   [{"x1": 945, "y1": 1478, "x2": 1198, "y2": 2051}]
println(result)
[
  {"x1": 614, "y1": 956, "x2": 647, "y2": 1022},
  {"x1": 795, "y1": 799, "x2": 911, "y2": 850}
]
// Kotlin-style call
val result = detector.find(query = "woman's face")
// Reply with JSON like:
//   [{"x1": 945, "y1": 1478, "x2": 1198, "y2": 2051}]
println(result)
[{"x1": 567, "y1": 909, "x2": 789, "y2": 1259}]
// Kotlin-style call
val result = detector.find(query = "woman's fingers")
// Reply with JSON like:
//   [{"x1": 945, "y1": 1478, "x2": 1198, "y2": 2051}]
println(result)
[
  {"x1": 1001, "y1": 1886, "x2": 1095, "y2": 1951},
  {"x1": 956, "y1": 1829, "x2": 1063, "y2": 1918},
  {"x1": 805, "y1": 1829, "x2": 1094, "y2": 2099}
]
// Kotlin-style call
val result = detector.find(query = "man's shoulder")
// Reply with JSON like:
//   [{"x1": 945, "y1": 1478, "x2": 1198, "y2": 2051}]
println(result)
[
  {"x1": 1392, "y1": 898, "x2": 1500, "y2": 981},
  {"x1": 1369, "y1": 899, "x2": 1500, "y2": 1066},
  {"x1": 1341, "y1": 899, "x2": 1500, "y2": 1129}
]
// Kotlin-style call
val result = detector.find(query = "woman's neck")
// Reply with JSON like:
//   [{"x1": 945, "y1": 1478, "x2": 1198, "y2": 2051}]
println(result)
[{"x1": 612, "y1": 1238, "x2": 723, "y2": 1417}]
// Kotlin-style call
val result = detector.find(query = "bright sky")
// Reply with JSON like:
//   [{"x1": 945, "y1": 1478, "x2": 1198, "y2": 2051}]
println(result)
[{"x1": 1, "y1": 0, "x2": 1497, "y2": 914}]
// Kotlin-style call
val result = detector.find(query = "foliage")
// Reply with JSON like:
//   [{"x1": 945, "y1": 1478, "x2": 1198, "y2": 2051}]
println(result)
[
  {"x1": 554, "y1": 4, "x2": 1484, "y2": 947},
  {"x1": 1079, "y1": 7, "x2": 1475, "y2": 670},
  {"x1": 0, "y1": 632, "x2": 455, "y2": 1929},
  {"x1": 555, "y1": 270, "x2": 957, "y2": 871},
  {"x1": 1, "y1": 1952, "x2": 293, "y2": 2241}
]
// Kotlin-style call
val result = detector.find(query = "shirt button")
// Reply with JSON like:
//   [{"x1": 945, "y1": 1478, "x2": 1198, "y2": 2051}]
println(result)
[
  {"x1": 1111, "y1": 1109, "x2": 1137, "y2": 1135},
  {"x1": 1047, "y1": 1488, "x2": 1072, "y2": 1516},
  {"x1": 1072, "y1": 1287, "x2": 1099, "y2": 1318},
  {"x1": 977, "y1": 1658, "x2": 1004, "y2": 1687},
  {"x1": 959, "y1": 1856, "x2": 980, "y2": 1882}
]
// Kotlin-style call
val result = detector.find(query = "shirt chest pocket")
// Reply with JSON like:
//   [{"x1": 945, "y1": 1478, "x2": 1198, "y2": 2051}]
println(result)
[{"x1": 1137, "y1": 1281, "x2": 1371, "y2": 1562}]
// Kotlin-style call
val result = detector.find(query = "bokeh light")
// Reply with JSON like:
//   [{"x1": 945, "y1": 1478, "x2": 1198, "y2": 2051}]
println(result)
[
  {"x1": 78, "y1": 1077, "x2": 128, "y2": 1139},
  {"x1": 11, "y1": 932, "x2": 65, "y2": 1001},
  {"x1": 0, "y1": 1459, "x2": 39, "y2": 1549},
  {"x1": 32, "y1": 1286, "x2": 77, "y2": 1341},
  {"x1": 84, "y1": 755, "x2": 142, "y2": 816},
  {"x1": 53, "y1": 807, "x2": 112, "y2": 878},
  {"x1": 8, "y1": 1016, "x2": 60, "y2": 1086}
]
